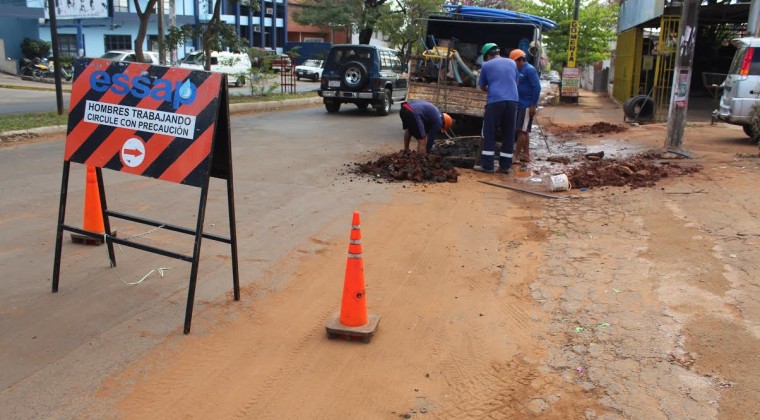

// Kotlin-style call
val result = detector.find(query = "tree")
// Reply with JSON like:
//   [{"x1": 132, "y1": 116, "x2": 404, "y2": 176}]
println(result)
[
  {"x1": 516, "y1": 0, "x2": 618, "y2": 70},
  {"x1": 375, "y1": 0, "x2": 442, "y2": 63},
  {"x1": 293, "y1": 0, "x2": 390, "y2": 45},
  {"x1": 133, "y1": 0, "x2": 159, "y2": 63}
]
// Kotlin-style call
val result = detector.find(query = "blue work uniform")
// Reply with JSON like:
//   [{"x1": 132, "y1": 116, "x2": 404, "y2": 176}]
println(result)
[
  {"x1": 400, "y1": 100, "x2": 443, "y2": 153},
  {"x1": 478, "y1": 56, "x2": 519, "y2": 171}
]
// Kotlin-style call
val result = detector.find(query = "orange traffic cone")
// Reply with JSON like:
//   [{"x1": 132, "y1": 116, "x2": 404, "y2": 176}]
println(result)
[
  {"x1": 71, "y1": 165, "x2": 108, "y2": 245},
  {"x1": 326, "y1": 211, "x2": 380, "y2": 342}
]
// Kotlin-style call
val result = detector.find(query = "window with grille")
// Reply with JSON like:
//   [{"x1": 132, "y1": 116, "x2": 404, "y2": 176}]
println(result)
[
  {"x1": 113, "y1": 0, "x2": 129, "y2": 13},
  {"x1": 104, "y1": 35, "x2": 132, "y2": 51},
  {"x1": 58, "y1": 34, "x2": 81, "y2": 58}
]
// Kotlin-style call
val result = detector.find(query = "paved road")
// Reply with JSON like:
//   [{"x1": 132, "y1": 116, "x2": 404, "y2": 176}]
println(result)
[
  {"x1": 0, "y1": 103, "x2": 404, "y2": 418},
  {"x1": 0, "y1": 75, "x2": 319, "y2": 115},
  {"x1": 0, "y1": 87, "x2": 72, "y2": 115}
]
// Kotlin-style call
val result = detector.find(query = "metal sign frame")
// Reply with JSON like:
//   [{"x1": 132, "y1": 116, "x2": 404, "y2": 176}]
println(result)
[{"x1": 51, "y1": 58, "x2": 240, "y2": 334}]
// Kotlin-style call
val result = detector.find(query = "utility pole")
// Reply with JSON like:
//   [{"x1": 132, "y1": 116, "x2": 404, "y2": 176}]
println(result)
[
  {"x1": 46, "y1": 0, "x2": 64, "y2": 115},
  {"x1": 665, "y1": 0, "x2": 700, "y2": 150},
  {"x1": 158, "y1": 0, "x2": 166, "y2": 65},
  {"x1": 169, "y1": 0, "x2": 177, "y2": 65}
]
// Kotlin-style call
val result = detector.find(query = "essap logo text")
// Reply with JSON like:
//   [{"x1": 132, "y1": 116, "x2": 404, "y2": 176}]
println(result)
[{"x1": 90, "y1": 70, "x2": 197, "y2": 109}]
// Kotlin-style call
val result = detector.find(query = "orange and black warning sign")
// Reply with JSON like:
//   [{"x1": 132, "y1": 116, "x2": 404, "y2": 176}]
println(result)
[
  {"x1": 53, "y1": 58, "x2": 239, "y2": 334},
  {"x1": 64, "y1": 58, "x2": 224, "y2": 187}
]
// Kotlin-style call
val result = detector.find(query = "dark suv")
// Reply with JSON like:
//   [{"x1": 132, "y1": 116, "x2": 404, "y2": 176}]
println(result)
[{"x1": 318, "y1": 45, "x2": 408, "y2": 116}]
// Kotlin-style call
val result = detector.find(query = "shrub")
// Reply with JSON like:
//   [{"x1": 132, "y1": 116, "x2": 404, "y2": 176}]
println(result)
[{"x1": 21, "y1": 38, "x2": 51, "y2": 59}]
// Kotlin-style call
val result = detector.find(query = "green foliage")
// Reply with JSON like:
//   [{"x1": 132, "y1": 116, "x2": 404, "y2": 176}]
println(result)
[
  {"x1": 375, "y1": 0, "x2": 443, "y2": 62},
  {"x1": 516, "y1": 0, "x2": 618, "y2": 70},
  {"x1": 0, "y1": 111, "x2": 67, "y2": 132},
  {"x1": 21, "y1": 38, "x2": 51, "y2": 59},
  {"x1": 245, "y1": 47, "x2": 279, "y2": 96},
  {"x1": 293, "y1": 0, "x2": 389, "y2": 45}
]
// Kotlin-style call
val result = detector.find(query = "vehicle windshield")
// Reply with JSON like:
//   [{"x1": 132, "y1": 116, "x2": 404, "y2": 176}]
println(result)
[
  {"x1": 302, "y1": 60, "x2": 322, "y2": 67},
  {"x1": 101, "y1": 52, "x2": 124, "y2": 60}
]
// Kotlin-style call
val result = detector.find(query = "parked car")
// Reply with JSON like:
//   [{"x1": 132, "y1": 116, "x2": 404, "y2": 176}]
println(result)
[
  {"x1": 295, "y1": 59, "x2": 323, "y2": 82},
  {"x1": 715, "y1": 37, "x2": 760, "y2": 138},
  {"x1": 249, "y1": 48, "x2": 292, "y2": 72},
  {"x1": 318, "y1": 44, "x2": 408, "y2": 115},
  {"x1": 178, "y1": 50, "x2": 252, "y2": 87},
  {"x1": 101, "y1": 50, "x2": 160, "y2": 64}
]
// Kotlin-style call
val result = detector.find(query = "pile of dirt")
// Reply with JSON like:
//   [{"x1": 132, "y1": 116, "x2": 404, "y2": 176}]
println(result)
[
  {"x1": 355, "y1": 151, "x2": 459, "y2": 183},
  {"x1": 549, "y1": 122, "x2": 628, "y2": 138},
  {"x1": 577, "y1": 122, "x2": 628, "y2": 134},
  {"x1": 567, "y1": 156, "x2": 703, "y2": 189}
]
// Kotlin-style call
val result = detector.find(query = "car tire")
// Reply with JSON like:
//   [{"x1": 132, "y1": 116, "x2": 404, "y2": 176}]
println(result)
[
  {"x1": 743, "y1": 125, "x2": 756, "y2": 139},
  {"x1": 325, "y1": 101, "x2": 341, "y2": 113},
  {"x1": 375, "y1": 88, "x2": 391, "y2": 116},
  {"x1": 296, "y1": 75, "x2": 301, "y2": 81},
  {"x1": 312, "y1": 74, "x2": 319, "y2": 82},
  {"x1": 342, "y1": 61, "x2": 368, "y2": 89}
]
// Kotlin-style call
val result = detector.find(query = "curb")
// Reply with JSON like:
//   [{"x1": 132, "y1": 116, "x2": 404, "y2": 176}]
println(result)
[{"x1": 0, "y1": 96, "x2": 323, "y2": 139}]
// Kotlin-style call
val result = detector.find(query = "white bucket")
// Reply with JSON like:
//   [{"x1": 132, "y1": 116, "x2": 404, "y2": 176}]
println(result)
[{"x1": 547, "y1": 174, "x2": 571, "y2": 192}]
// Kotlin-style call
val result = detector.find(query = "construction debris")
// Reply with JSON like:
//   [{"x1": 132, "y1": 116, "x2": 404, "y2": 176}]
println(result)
[
  {"x1": 355, "y1": 151, "x2": 459, "y2": 183},
  {"x1": 567, "y1": 156, "x2": 702, "y2": 189}
]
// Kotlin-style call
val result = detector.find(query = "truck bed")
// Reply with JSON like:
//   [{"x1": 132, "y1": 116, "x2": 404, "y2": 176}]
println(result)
[{"x1": 407, "y1": 81, "x2": 486, "y2": 118}]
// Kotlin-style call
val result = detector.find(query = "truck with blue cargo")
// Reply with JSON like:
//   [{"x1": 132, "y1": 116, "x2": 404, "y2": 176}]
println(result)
[{"x1": 407, "y1": 5, "x2": 555, "y2": 125}]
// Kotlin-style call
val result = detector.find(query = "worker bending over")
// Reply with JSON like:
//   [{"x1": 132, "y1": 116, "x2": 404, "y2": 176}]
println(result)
[{"x1": 400, "y1": 99, "x2": 453, "y2": 155}]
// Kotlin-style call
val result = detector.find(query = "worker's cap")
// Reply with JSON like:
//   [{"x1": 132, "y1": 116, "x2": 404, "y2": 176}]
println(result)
[
  {"x1": 441, "y1": 113, "x2": 453, "y2": 132},
  {"x1": 481, "y1": 43, "x2": 499, "y2": 60},
  {"x1": 509, "y1": 49, "x2": 526, "y2": 61}
]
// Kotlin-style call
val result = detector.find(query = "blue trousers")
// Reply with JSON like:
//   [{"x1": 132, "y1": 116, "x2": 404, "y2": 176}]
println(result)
[{"x1": 481, "y1": 100, "x2": 518, "y2": 171}]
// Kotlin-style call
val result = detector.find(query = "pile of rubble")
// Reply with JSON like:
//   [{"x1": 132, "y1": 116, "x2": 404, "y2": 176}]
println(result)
[
  {"x1": 567, "y1": 156, "x2": 703, "y2": 189},
  {"x1": 354, "y1": 151, "x2": 459, "y2": 183}
]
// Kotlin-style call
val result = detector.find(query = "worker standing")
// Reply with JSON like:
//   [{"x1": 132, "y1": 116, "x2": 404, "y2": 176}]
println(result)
[
  {"x1": 475, "y1": 43, "x2": 519, "y2": 173},
  {"x1": 399, "y1": 100, "x2": 453, "y2": 155},
  {"x1": 510, "y1": 49, "x2": 541, "y2": 163}
]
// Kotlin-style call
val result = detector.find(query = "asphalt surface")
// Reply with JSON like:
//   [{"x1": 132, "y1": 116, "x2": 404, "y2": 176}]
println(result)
[
  {"x1": 0, "y1": 101, "x2": 405, "y2": 418},
  {"x1": 0, "y1": 71, "x2": 319, "y2": 116}
]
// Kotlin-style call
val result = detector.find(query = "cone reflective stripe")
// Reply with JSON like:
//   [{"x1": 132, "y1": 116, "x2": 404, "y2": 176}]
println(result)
[
  {"x1": 339, "y1": 211, "x2": 368, "y2": 327},
  {"x1": 82, "y1": 165, "x2": 105, "y2": 233}
]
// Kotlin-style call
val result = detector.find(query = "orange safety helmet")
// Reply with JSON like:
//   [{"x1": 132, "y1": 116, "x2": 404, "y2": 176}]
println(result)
[
  {"x1": 441, "y1": 113, "x2": 453, "y2": 132},
  {"x1": 509, "y1": 49, "x2": 526, "y2": 61}
]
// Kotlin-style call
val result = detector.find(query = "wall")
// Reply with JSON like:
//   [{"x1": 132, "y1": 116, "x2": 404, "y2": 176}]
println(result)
[
  {"x1": 0, "y1": 16, "x2": 40, "y2": 62},
  {"x1": 0, "y1": 39, "x2": 18, "y2": 74}
]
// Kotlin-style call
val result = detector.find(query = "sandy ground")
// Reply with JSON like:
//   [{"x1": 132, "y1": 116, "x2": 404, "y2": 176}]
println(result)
[
  {"x1": 102, "y1": 96, "x2": 760, "y2": 418},
  {"x1": 4, "y1": 91, "x2": 760, "y2": 418}
]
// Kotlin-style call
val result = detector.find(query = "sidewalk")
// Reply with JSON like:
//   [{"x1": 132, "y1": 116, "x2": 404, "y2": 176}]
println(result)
[
  {"x1": 0, "y1": 71, "x2": 71, "y2": 91},
  {"x1": 539, "y1": 90, "x2": 624, "y2": 127}
]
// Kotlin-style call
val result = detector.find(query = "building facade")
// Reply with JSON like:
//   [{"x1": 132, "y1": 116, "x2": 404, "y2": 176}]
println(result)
[{"x1": 1, "y1": 0, "x2": 290, "y2": 64}]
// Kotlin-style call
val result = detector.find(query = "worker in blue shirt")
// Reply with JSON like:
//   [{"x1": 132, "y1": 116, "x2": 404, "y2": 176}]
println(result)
[
  {"x1": 510, "y1": 49, "x2": 542, "y2": 163},
  {"x1": 475, "y1": 43, "x2": 519, "y2": 173},
  {"x1": 400, "y1": 100, "x2": 453, "y2": 154}
]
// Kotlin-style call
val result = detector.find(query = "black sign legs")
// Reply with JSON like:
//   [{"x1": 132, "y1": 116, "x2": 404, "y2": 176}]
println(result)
[
  {"x1": 184, "y1": 175, "x2": 211, "y2": 334},
  {"x1": 227, "y1": 172, "x2": 240, "y2": 301},
  {"x1": 52, "y1": 161, "x2": 71, "y2": 293},
  {"x1": 96, "y1": 167, "x2": 117, "y2": 268}
]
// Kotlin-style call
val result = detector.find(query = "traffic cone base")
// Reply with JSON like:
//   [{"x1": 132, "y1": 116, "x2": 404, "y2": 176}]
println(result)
[
  {"x1": 326, "y1": 211, "x2": 380, "y2": 343},
  {"x1": 325, "y1": 312, "x2": 380, "y2": 343}
]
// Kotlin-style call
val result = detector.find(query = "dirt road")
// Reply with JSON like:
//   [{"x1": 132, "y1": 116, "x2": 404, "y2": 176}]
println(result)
[{"x1": 3, "y1": 93, "x2": 760, "y2": 418}]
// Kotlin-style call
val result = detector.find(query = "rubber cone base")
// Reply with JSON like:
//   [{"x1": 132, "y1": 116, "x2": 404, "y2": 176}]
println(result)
[
  {"x1": 325, "y1": 312, "x2": 380, "y2": 343},
  {"x1": 71, "y1": 230, "x2": 117, "y2": 246}
]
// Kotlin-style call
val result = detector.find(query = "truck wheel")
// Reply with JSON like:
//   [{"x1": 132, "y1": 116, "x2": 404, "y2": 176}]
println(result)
[
  {"x1": 325, "y1": 102, "x2": 341, "y2": 113},
  {"x1": 375, "y1": 89, "x2": 391, "y2": 116},
  {"x1": 342, "y1": 61, "x2": 368, "y2": 88}
]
